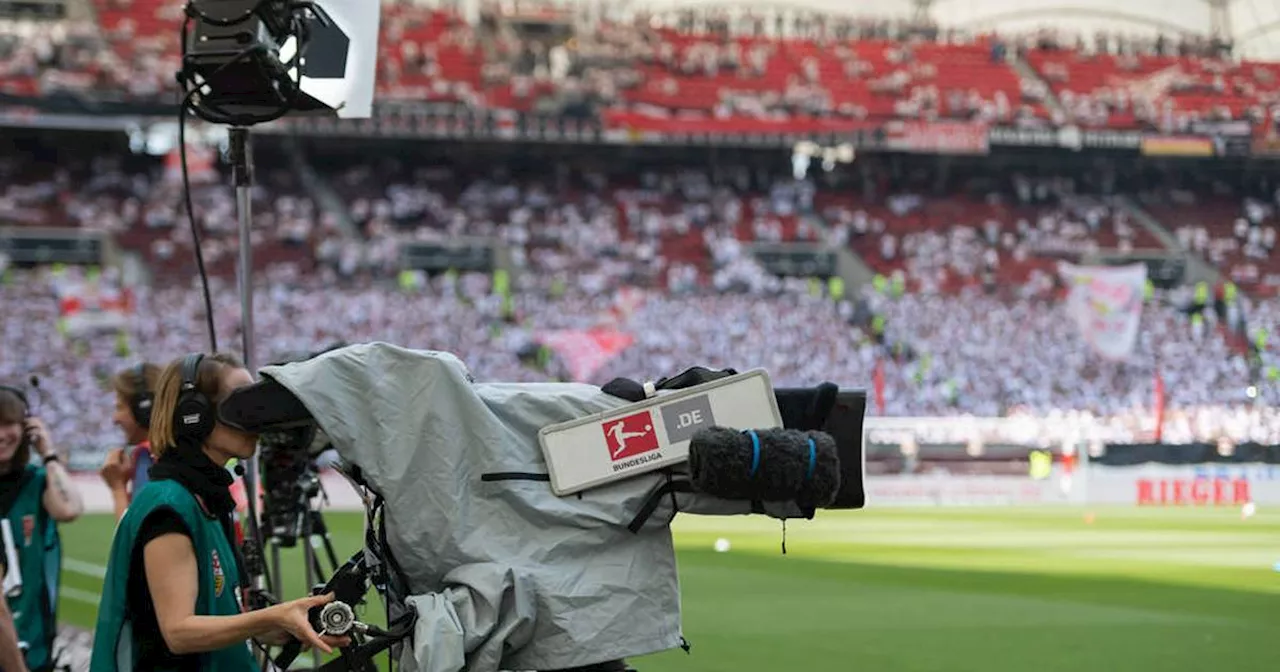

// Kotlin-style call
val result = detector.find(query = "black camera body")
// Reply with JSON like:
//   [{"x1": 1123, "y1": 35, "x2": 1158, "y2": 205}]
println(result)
[{"x1": 258, "y1": 424, "x2": 321, "y2": 547}]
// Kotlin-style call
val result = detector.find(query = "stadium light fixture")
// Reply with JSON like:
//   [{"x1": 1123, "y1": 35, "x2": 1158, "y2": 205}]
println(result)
[
  {"x1": 179, "y1": 0, "x2": 381, "y2": 126},
  {"x1": 791, "y1": 141, "x2": 855, "y2": 179}
]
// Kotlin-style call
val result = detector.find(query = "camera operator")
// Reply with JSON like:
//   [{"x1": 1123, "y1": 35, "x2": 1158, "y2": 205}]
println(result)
[
  {"x1": 0, "y1": 385, "x2": 84, "y2": 672},
  {"x1": 100, "y1": 363, "x2": 160, "y2": 521},
  {"x1": 89, "y1": 353, "x2": 347, "y2": 672}
]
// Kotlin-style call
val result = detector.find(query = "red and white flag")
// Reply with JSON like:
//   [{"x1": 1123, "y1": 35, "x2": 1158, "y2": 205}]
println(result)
[
  {"x1": 537, "y1": 328, "x2": 635, "y2": 383},
  {"x1": 51, "y1": 268, "x2": 134, "y2": 336},
  {"x1": 1057, "y1": 262, "x2": 1148, "y2": 360}
]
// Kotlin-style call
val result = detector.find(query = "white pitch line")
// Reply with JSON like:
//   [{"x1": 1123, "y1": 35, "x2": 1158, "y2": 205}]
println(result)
[
  {"x1": 63, "y1": 558, "x2": 108, "y2": 579},
  {"x1": 60, "y1": 587, "x2": 101, "y2": 604}
]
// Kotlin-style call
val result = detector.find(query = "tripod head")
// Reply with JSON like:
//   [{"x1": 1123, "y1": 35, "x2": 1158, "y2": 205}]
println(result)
[
  {"x1": 274, "y1": 551, "x2": 416, "y2": 672},
  {"x1": 259, "y1": 424, "x2": 325, "y2": 547}
]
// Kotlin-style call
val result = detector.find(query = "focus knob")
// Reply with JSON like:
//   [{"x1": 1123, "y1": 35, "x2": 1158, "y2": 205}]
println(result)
[{"x1": 318, "y1": 601, "x2": 356, "y2": 635}]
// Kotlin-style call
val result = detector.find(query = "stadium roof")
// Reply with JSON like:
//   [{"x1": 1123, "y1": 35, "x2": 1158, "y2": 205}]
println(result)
[{"x1": 631, "y1": 0, "x2": 1280, "y2": 60}]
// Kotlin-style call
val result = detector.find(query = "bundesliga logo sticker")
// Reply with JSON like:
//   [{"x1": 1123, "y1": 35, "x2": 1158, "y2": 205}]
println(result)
[
  {"x1": 21, "y1": 515, "x2": 33, "y2": 547},
  {"x1": 212, "y1": 550, "x2": 225, "y2": 597},
  {"x1": 603, "y1": 411, "x2": 659, "y2": 462}
]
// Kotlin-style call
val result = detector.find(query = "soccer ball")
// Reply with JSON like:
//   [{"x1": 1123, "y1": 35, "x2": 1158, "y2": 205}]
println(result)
[
  {"x1": 714, "y1": 538, "x2": 731, "y2": 553},
  {"x1": 1242, "y1": 502, "x2": 1257, "y2": 519}
]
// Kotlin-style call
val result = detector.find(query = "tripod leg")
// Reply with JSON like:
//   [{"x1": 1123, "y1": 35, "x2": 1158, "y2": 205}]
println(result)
[
  {"x1": 301, "y1": 505, "x2": 319, "y2": 671},
  {"x1": 271, "y1": 541, "x2": 282, "y2": 602},
  {"x1": 314, "y1": 511, "x2": 341, "y2": 572},
  {"x1": 310, "y1": 538, "x2": 328, "y2": 580}
]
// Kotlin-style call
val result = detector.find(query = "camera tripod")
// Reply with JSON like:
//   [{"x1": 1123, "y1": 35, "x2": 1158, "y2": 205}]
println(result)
[{"x1": 267, "y1": 482, "x2": 342, "y2": 670}]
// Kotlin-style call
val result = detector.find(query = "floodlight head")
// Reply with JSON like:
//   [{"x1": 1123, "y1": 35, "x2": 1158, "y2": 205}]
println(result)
[
  {"x1": 179, "y1": 0, "x2": 380, "y2": 126},
  {"x1": 834, "y1": 143, "x2": 855, "y2": 163},
  {"x1": 793, "y1": 140, "x2": 819, "y2": 157}
]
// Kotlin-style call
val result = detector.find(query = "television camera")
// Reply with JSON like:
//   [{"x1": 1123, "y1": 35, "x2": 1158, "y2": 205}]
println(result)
[{"x1": 218, "y1": 343, "x2": 868, "y2": 672}]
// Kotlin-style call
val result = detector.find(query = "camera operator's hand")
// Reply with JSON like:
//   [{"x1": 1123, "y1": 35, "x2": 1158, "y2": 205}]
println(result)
[
  {"x1": 25, "y1": 417, "x2": 51, "y2": 458},
  {"x1": 100, "y1": 448, "x2": 133, "y2": 491},
  {"x1": 264, "y1": 593, "x2": 351, "y2": 654}
]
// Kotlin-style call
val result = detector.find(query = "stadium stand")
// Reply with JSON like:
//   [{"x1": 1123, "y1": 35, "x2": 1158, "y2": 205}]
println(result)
[
  {"x1": 8, "y1": 5, "x2": 1280, "y2": 671},
  {"x1": 3, "y1": 1, "x2": 1280, "y2": 468},
  {"x1": 3, "y1": 2, "x2": 1260, "y2": 129}
]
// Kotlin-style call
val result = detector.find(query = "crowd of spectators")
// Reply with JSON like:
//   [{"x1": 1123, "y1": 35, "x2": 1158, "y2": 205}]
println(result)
[
  {"x1": 1138, "y1": 171, "x2": 1280, "y2": 291},
  {"x1": 480, "y1": 10, "x2": 1046, "y2": 125},
  {"x1": 4, "y1": 137, "x2": 1279, "y2": 456},
  {"x1": 311, "y1": 156, "x2": 821, "y2": 294},
  {"x1": 818, "y1": 168, "x2": 1160, "y2": 296},
  {"x1": 0, "y1": 148, "x2": 334, "y2": 278},
  {"x1": 0, "y1": 15, "x2": 172, "y2": 101},
  {"x1": 5, "y1": 255, "x2": 1280, "y2": 467},
  {"x1": 5, "y1": 3, "x2": 1280, "y2": 132}
]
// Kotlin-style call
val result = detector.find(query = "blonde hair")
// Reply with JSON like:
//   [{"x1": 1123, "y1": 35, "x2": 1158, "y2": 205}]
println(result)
[{"x1": 148, "y1": 353, "x2": 244, "y2": 457}]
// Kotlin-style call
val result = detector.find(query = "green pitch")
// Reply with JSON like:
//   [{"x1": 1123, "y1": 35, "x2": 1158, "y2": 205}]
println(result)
[{"x1": 56, "y1": 507, "x2": 1280, "y2": 671}]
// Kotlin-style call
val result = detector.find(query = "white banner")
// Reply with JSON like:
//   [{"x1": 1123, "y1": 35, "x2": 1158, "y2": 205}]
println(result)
[
  {"x1": 1057, "y1": 262, "x2": 1147, "y2": 360},
  {"x1": 864, "y1": 464, "x2": 1280, "y2": 508},
  {"x1": 69, "y1": 466, "x2": 1280, "y2": 512}
]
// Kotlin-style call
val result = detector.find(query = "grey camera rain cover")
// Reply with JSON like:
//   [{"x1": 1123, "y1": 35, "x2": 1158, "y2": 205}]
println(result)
[{"x1": 259, "y1": 342, "x2": 805, "y2": 672}]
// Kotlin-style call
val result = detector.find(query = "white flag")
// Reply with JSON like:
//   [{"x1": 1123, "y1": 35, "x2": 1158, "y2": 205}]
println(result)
[{"x1": 1057, "y1": 262, "x2": 1148, "y2": 360}]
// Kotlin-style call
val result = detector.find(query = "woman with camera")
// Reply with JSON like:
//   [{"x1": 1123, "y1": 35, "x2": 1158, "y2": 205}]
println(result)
[
  {"x1": 0, "y1": 385, "x2": 84, "y2": 672},
  {"x1": 90, "y1": 353, "x2": 347, "y2": 672},
  {"x1": 99, "y1": 363, "x2": 160, "y2": 521}
]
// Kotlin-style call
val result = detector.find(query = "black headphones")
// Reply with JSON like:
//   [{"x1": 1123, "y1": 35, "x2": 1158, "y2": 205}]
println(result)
[
  {"x1": 129, "y1": 363, "x2": 155, "y2": 429},
  {"x1": 173, "y1": 353, "x2": 216, "y2": 443},
  {"x1": 0, "y1": 384, "x2": 31, "y2": 453}
]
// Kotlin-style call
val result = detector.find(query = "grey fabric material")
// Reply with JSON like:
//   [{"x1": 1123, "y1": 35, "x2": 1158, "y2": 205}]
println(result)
[{"x1": 259, "y1": 343, "x2": 807, "y2": 672}]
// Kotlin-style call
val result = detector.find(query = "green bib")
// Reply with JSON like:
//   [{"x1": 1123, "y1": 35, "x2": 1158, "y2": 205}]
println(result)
[
  {"x1": 89, "y1": 480, "x2": 259, "y2": 672},
  {"x1": 2, "y1": 465, "x2": 58, "y2": 671}
]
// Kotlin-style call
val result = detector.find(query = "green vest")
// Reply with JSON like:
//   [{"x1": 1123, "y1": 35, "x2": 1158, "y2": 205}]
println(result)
[
  {"x1": 89, "y1": 480, "x2": 259, "y2": 672},
  {"x1": 2, "y1": 465, "x2": 59, "y2": 671}
]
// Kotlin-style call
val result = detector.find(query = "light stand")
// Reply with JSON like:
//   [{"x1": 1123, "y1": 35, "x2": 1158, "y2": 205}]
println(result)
[
  {"x1": 231, "y1": 126, "x2": 256, "y2": 382},
  {"x1": 177, "y1": 1, "x2": 381, "y2": 665},
  {"x1": 228, "y1": 125, "x2": 275, "y2": 614}
]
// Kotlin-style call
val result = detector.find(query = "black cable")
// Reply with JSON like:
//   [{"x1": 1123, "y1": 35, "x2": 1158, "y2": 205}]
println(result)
[
  {"x1": 249, "y1": 637, "x2": 276, "y2": 667},
  {"x1": 179, "y1": 17, "x2": 219, "y2": 354},
  {"x1": 177, "y1": 18, "x2": 281, "y2": 353}
]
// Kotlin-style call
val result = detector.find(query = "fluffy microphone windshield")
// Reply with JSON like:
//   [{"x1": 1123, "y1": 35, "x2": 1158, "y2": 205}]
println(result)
[{"x1": 688, "y1": 426, "x2": 841, "y2": 508}]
